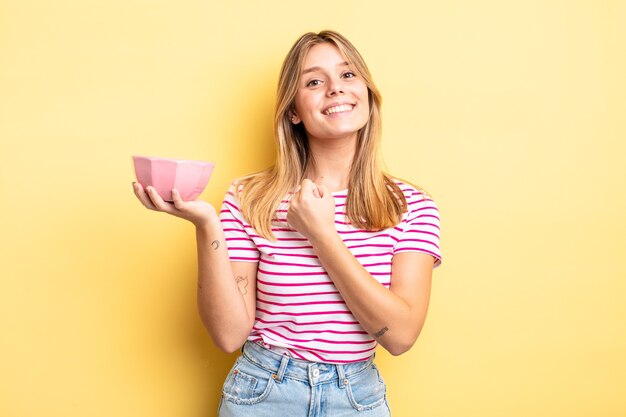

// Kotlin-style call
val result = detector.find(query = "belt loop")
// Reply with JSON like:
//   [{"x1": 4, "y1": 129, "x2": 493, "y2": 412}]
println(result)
[
  {"x1": 274, "y1": 355, "x2": 289, "y2": 383},
  {"x1": 336, "y1": 364, "x2": 347, "y2": 388}
]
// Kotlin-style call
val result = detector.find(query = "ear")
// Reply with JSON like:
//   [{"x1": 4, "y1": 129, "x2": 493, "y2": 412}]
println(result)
[{"x1": 289, "y1": 111, "x2": 301, "y2": 125}]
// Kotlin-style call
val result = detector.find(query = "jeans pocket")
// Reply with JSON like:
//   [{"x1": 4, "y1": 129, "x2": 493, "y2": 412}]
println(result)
[
  {"x1": 221, "y1": 356, "x2": 275, "y2": 405},
  {"x1": 345, "y1": 364, "x2": 388, "y2": 411}
]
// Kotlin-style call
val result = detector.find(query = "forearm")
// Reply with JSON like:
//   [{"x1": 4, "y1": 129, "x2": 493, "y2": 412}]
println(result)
[
  {"x1": 195, "y1": 221, "x2": 253, "y2": 352},
  {"x1": 309, "y1": 233, "x2": 426, "y2": 355}
]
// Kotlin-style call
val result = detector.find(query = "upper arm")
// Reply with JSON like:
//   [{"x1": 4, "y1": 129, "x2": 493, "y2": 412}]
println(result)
[
  {"x1": 220, "y1": 184, "x2": 260, "y2": 328},
  {"x1": 231, "y1": 261, "x2": 258, "y2": 328},
  {"x1": 389, "y1": 252, "x2": 435, "y2": 333}
]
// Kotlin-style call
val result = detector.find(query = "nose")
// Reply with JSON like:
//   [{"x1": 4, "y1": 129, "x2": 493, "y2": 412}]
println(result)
[{"x1": 326, "y1": 79, "x2": 344, "y2": 96}]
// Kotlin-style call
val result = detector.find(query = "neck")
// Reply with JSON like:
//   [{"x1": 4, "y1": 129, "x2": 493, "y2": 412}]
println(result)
[{"x1": 305, "y1": 134, "x2": 356, "y2": 192}]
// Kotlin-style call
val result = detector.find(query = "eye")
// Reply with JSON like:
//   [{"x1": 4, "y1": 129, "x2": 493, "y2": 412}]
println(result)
[
  {"x1": 306, "y1": 79, "x2": 323, "y2": 87},
  {"x1": 342, "y1": 71, "x2": 356, "y2": 79}
]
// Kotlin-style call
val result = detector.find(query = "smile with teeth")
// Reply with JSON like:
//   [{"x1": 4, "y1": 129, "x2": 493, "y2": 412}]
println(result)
[{"x1": 323, "y1": 104, "x2": 355, "y2": 115}]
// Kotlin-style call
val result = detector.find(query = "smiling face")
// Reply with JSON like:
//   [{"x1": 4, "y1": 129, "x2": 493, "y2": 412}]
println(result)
[{"x1": 291, "y1": 42, "x2": 370, "y2": 143}]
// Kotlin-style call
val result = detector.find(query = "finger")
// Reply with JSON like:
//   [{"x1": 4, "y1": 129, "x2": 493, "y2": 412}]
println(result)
[
  {"x1": 316, "y1": 183, "x2": 328, "y2": 198},
  {"x1": 145, "y1": 186, "x2": 175, "y2": 213},
  {"x1": 300, "y1": 179, "x2": 316, "y2": 197},
  {"x1": 312, "y1": 186, "x2": 321, "y2": 199},
  {"x1": 171, "y1": 189, "x2": 186, "y2": 211},
  {"x1": 132, "y1": 182, "x2": 157, "y2": 210}
]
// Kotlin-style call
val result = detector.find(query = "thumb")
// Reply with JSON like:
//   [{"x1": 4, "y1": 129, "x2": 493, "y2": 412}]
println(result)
[{"x1": 316, "y1": 182, "x2": 329, "y2": 198}]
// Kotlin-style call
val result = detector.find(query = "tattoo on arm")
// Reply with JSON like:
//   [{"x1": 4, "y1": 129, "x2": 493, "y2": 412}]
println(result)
[
  {"x1": 211, "y1": 240, "x2": 220, "y2": 250},
  {"x1": 374, "y1": 326, "x2": 389, "y2": 338},
  {"x1": 235, "y1": 275, "x2": 249, "y2": 295}
]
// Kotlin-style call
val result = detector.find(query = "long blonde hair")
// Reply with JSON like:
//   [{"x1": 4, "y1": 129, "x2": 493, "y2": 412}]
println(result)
[{"x1": 238, "y1": 30, "x2": 408, "y2": 239}]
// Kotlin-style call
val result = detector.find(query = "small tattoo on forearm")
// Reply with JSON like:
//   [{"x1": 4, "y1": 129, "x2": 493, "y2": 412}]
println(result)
[
  {"x1": 374, "y1": 326, "x2": 389, "y2": 338},
  {"x1": 235, "y1": 275, "x2": 248, "y2": 295},
  {"x1": 211, "y1": 240, "x2": 220, "y2": 250}
]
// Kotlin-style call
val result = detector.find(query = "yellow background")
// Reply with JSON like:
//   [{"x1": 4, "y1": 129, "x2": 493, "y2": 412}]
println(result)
[{"x1": 1, "y1": 0, "x2": 625, "y2": 416}]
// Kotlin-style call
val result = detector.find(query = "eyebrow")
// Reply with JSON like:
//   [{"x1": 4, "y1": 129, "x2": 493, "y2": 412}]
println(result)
[{"x1": 301, "y1": 61, "x2": 350, "y2": 75}]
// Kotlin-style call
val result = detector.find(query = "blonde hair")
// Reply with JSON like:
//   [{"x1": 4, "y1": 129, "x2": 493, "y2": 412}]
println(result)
[{"x1": 238, "y1": 30, "x2": 408, "y2": 239}]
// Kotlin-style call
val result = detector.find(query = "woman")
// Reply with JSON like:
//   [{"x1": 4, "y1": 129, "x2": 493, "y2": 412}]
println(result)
[{"x1": 133, "y1": 30, "x2": 441, "y2": 416}]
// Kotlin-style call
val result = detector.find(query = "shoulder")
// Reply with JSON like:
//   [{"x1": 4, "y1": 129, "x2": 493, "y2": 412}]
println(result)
[
  {"x1": 228, "y1": 170, "x2": 274, "y2": 195},
  {"x1": 222, "y1": 178, "x2": 249, "y2": 210},
  {"x1": 390, "y1": 179, "x2": 437, "y2": 208},
  {"x1": 224, "y1": 174, "x2": 257, "y2": 197},
  {"x1": 222, "y1": 172, "x2": 269, "y2": 210},
  {"x1": 391, "y1": 179, "x2": 421, "y2": 198}
]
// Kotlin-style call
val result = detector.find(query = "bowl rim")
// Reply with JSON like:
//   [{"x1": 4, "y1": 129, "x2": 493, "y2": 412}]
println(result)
[{"x1": 132, "y1": 155, "x2": 214, "y2": 165}]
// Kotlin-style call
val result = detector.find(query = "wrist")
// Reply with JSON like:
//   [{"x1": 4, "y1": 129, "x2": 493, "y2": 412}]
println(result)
[
  {"x1": 195, "y1": 213, "x2": 221, "y2": 233},
  {"x1": 308, "y1": 228, "x2": 341, "y2": 248}
]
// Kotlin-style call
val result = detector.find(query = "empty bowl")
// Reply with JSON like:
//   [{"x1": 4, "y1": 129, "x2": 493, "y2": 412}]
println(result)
[{"x1": 132, "y1": 155, "x2": 215, "y2": 202}]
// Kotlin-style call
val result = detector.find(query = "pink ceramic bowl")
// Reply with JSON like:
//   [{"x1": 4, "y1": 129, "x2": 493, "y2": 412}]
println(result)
[{"x1": 132, "y1": 156, "x2": 215, "y2": 202}]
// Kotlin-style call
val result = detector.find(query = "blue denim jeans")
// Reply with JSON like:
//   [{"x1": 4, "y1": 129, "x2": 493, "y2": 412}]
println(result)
[{"x1": 218, "y1": 341, "x2": 391, "y2": 417}]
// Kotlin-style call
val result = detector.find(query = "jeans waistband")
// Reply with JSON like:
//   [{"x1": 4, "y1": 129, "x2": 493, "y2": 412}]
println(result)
[{"x1": 241, "y1": 341, "x2": 374, "y2": 387}]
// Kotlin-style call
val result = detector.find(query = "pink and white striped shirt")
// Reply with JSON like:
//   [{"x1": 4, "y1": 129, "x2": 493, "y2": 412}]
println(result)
[{"x1": 220, "y1": 181, "x2": 442, "y2": 363}]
